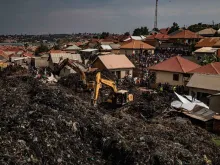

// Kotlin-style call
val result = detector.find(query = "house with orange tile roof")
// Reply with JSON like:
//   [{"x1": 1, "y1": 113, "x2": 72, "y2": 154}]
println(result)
[
  {"x1": 213, "y1": 40, "x2": 220, "y2": 48},
  {"x1": 91, "y1": 54, "x2": 135, "y2": 78},
  {"x1": 189, "y1": 62, "x2": 220, "y2": 75},
  {"x1": 120, "y1": 40, "x2": 155, "y2": 55},
  {"x1": 169, "y1": 30, "x2": 203, "y2": 45},
  {"x1": 195, "y1": 37, "x2": 220, "y2": 48},
  {"x1": 145, "y1": 33, "x2": 170, "y2": 47},
  {"x1": 146, "y1": 33, "x2": 170, "y2": 41},
  {"x1": 159, "y1": 28, "x2": 170, "y2": 35},
  {"x1": 148, "y1": 56, "x2": 200, "y2": 86}
]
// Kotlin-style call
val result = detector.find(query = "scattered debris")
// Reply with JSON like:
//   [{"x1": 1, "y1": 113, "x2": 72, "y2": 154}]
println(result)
[
  {"x1": 0, "y1": 67, "x2": 220, "y2": 165},
  {"x1": 171, "y1": 92, "x2": 209, "y2": 111}
]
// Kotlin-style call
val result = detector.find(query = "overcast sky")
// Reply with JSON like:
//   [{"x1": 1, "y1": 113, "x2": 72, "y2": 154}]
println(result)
[{"x1": 1, "y1": 0, "x2": 220, "y2": 34}]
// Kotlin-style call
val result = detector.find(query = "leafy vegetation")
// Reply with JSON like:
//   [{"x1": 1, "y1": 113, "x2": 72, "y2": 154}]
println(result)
[
  {"x1": 168, "y1": 22, "x2": 180, "y2": 34},
  {"x1": 100, "y1": 32, "x2": 110, "y2": 39},
  {"x1": 133, "y1": 27, "x2": 149, "y2": 36},
  {"x1": 124, "y1": 32, "x2": 130, "y2": 36},
  {"x1": 35, "y1": 44, "x2": 49, "y2": 56},
  {"x1": 199, "y1": 55, "x2": 220, "y2": 66},
  {"x1": 188, "y1": 22, "x2": 220, "y2": 32},
  {"x1": 212, "y1": 138, "x2": 220, "y2": 146}
]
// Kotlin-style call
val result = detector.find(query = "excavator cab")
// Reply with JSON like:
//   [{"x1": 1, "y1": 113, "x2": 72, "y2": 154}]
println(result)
[
  {"x1": 114, "y1": 90, "x2": 133, "y2": 105},
  {"x1": 106, "y1": 90, "x2": 133, "y2": 106},
  {"x1": 76, "y1": 80, "x2": 95, "y2": 92}
]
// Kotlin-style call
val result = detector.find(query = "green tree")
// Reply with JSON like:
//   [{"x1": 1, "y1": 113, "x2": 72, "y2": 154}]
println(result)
[
  {"x1": 35, "y1": 44, "x2": 49, "y2": 56},
  {"x1": 124, "y1": 32, "x2": 130, "y2": 36},
  {"x1": 133, "y1": 27, "x2": 149, "y2": 36},
  {"x1": 152, "y1": 28, "x2": 159, "y2": 32},
  {"x1": 24, "y1": 43, "x2": 29, "y2": 49},
  {"x1": 168, "y1": 22, "x2": 180, "y2": 34},
  {"x1": 199, "y1": 55, "x2": 219, "y2": 66},
  {"x1": 100, "y1": 32, "x2": 109, "y2": 39},
  {"x1": 53, "y1": 45, "x2": 60, "y2": 50}
]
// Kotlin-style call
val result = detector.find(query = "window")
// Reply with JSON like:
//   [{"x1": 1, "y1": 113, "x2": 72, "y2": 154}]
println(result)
[
  {"x1": 173, "y1": 74, "x2": 179, "y2": 81},
  {"x1": 183, "y1": 73, "x2": 190, "y2": 78}
]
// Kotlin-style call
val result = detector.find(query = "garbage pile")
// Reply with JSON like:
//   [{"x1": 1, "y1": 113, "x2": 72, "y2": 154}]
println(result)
[
  {"x1": 0, "y1": 65, "x2": 27, "y2": 76},
  {"x1": 125, "y1": 91, "x2": 175, "y2": 119},
  {"x1": 0, "y1": 70, "x2": 220, "y2": 165}
]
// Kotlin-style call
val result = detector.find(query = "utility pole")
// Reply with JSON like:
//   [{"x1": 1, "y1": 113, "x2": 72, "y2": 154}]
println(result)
[{"x1": 154, "y1": 0, "x2": 158, "y2": 29}]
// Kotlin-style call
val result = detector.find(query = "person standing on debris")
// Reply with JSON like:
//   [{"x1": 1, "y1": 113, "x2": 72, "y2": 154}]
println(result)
[
  {"x1": 191, "y1": 91, "x2": 196, "y2": 101},
  {"x1": 173, "y1": 86, "x2": 176, "y2": 92},
  {"x1": 159, "y1": 86, "x2": 163, "y2": 92}
]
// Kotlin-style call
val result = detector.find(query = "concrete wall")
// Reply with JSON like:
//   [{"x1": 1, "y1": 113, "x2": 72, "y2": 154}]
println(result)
[
  {"x1": 189, "y1": 88, "x2": 218, "y2": 97},
  {"x1": 154, "y1": 71, "x2": 185, "y2": 86},
  {"x1": 111, "y1": 49, "x2": 120, "y2": 54},
  {"x1": 35, "y1": 57, "x2": 49, "y2": 68},
  {"x1": 120, "y1": 49, "x2": 133, "y2": 56},
  {"x1": 189, "y1": 88, "x2": 219, "y2": 104},
  {"x1": 92, "y1": 58, "x2": 106, "y2": 70},
  {"x1": 209, "y1": 95, "x2": 220, "y2": 113},
  {"x1": 111, "y1": 69, "x2": 133, "y2": 79}
]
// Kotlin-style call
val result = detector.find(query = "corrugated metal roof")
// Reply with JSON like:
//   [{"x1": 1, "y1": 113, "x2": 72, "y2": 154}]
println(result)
[
  {"x1": 194, "y1": 47, "x2": 218, "y2": 53},
  {"x1": 100, "y1": 42, "x2": 114, "y2": 45},
  {"x1": 65, "y1": 45, "x2": 81, "y2": 50},
  {"x1": 197, "y1": 28, "x2": 216, "y2": 35},
  {"x1": 131, "y1": 36, "x2": 146, "y2": 40},
  {"x1": 50, "y1": 53, "x2": 82, "y2": 64},
  {"x1": 171, "y1": 92, "x2": 209, "y2": 111},
  {"x1": 109, "y1": 44, "x2": 121, "y2": 49},
  {"x1": 183, "y1": 105, "x2": 215, "y2": 122},
  {"x1": 80, "y1": 49, "x2": 98, "y2": 52},
  {"x1": 195, "y1": 38, "x2": 220, "y2": 48},
  {"x1": 101, "y1": 45, "x2": 112, "y2": 50},
  {"x1": 187, "y1": 74, "x2": 220, "y2": 91}
]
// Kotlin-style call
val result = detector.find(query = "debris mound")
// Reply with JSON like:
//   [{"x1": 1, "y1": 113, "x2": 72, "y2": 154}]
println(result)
[
  {"x1": 0, "y1": 65, "x2": 27, "y2": 77},
  {"x1": 0, "y1": 70, "x2": 220, "y2": 165}
]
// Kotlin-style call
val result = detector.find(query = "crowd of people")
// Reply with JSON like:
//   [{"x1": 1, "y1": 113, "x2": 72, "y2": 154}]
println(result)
[{"x1": 124, "y1": 47, "x2": 192, "y2": 93}]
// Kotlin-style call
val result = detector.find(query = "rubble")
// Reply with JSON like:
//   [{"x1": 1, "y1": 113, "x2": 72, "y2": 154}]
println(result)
[{"x1": 0, "y1": 68, "x2": 220, "y2": 165}]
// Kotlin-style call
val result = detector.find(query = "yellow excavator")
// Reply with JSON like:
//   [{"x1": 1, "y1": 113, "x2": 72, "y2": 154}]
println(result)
[
  {"x1": 93, "y1": 72, "x2": 133, "y2": 106},
  {"x1": 53, "y1": 58, "x2": 95, "y2": 91}
]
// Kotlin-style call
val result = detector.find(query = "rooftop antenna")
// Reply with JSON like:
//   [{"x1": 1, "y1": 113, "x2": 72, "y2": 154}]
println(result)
[{"x1": 154, "y1": 0, "x2": 158, "y2": 29}]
